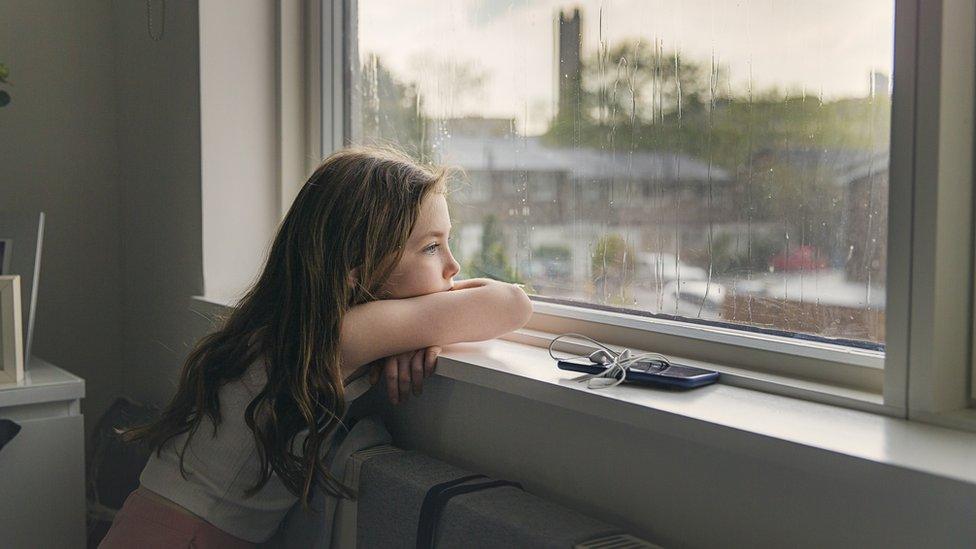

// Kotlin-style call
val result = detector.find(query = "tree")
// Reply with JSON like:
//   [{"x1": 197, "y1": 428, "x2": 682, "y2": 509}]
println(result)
[
  {"x1": 545, "y1": 39, "x2": 720, "y2": 153},
  {"x1": 406, "y1": 54, "x2": 490, "y2": 119},
  {"x1": 586, "y1": 39, "x2": 713, "y2": 126},
  {"x1": 591, "y1": 233, "x2": 636, "y2": 304},
  {"x1": 544, "y1": 38, "x2": 891, "y2": 277},
  {"x1": 462, "y1": 214, "x2": 522, "y2": 283},
  {"x1": 357, "y1": 54, "x2": 430, "y2": 161},
  {"x1": 546, "y1": 39, "x2": 890, "y2": 171}
]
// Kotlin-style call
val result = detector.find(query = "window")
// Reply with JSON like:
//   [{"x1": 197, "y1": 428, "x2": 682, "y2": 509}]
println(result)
[
  {"x1": 346, "y1": 0, "x2": 893, "y2": 349},
  {"x1": 307, "y1": 0, "x2": 976, "y2": 425},
  {"x1": 531, "y1": 174, "x2": 557, "y2": 203},
  {"x1": 460, "y1": 171, "x2": 493, "y2": 203}
]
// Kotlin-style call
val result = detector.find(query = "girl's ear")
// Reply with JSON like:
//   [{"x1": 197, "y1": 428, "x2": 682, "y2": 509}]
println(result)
[{"x1": 347, "y1": 267, "x2": 359, "y2": 289}]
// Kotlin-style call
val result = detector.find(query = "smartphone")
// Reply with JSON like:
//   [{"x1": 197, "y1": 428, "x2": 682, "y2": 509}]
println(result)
[{"x1": 556, "y1": 357, "x2": 719, "y2": 389}]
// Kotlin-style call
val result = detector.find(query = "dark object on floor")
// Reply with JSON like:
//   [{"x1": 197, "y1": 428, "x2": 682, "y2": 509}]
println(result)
[
  {"x1": 0, "y1": 418, "x2": 21, "y2": 454},
  {"x1": 85, "y1": 396, "x2": 160, "y2": 549}
]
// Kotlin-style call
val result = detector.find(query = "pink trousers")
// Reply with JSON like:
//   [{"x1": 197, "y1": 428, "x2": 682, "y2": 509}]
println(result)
[{"x1": 98, "y1": 488, "x2": 258, "y2": 549}]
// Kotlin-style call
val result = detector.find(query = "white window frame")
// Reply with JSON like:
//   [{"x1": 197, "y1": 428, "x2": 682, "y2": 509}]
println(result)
[
  {"x1": 276, "y1": 0, "x2": 346, "y2": 213},
  {"x1": 294, "y1": 0, "x2": 976, "y2": 429},
  {"x1": 901, "y1": 0, "x2": 976, "y2": 431}
]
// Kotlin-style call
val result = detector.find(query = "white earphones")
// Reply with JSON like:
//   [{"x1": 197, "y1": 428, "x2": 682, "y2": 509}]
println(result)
[
  {"x1": 548, "y1": 333, "x2": 673, "y2": 389},
  {"x1": 587, "y1": 348, "x2": 616, "y2": 365}
]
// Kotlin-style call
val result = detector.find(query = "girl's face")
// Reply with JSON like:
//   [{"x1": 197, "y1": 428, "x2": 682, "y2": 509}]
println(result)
[{"x1": 381, "y1": 193, "x2": 461, "y2": 299}]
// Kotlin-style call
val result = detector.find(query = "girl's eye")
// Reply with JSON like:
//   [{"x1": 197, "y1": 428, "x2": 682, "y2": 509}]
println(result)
[{"x1": 423, "y1": 243, "x2": 440, "y2": 255}]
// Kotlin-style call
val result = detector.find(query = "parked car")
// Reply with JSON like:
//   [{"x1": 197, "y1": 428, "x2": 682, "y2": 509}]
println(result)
[
  {"x1": 529, "y1": 256, "x2": 572, "y2": 283},
  {"x1": 768, "y1": 245, "x2": 828, "y2": 272}
]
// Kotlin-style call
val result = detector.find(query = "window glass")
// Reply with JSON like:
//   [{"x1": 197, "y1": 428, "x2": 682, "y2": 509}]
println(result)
[{"x1": 348, "y1": 0, "x2": 894, "y2": 348}]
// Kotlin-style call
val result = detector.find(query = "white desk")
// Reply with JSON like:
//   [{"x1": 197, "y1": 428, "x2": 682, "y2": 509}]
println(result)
[{"x1": 0, "y1": 357, "x2": 86, "y2": 549}]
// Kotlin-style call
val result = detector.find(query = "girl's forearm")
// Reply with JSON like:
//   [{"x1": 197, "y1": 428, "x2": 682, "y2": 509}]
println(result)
[{"x1": 339, "y1": 279, "x2": 531, "y2": 372}]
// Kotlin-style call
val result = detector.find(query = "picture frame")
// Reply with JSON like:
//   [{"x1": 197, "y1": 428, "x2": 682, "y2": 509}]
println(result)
[
  {"x1": 0, "y1": 211, "x2": 44, "y2": 369},
  {"x1": 0, "y1": 275, "x2": 24, "y2": 386}
]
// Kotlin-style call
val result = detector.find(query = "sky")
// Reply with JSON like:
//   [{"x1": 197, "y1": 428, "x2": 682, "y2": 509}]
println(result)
[{"x1": 355, "y1": 0, "x2": 895, "y2": 135}]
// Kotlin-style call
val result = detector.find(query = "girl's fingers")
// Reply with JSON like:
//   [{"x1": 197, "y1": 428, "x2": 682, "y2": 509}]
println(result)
[
  {"x1": 384, "y1": 356, "x2": 399, "y2": 405},
  {"x1": 424, "y1": 346, "x2": 441, "y2": 379},
  {"x1": 397, "y1": 354, "x2": 411, "y2": 404},
  {"x1": 410, "y1": 350, "x2": 424, "y2": 396},
  {"x1": 379, "y1": 348, "x2": 437, "y2": 404},
  {"x1": 449, "y1": 278, "x2": 489, "y2": 290}
]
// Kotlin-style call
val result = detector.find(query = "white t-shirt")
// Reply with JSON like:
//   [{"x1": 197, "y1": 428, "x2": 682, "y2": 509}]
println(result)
[{"x1": 139, "y1": 359, "x2": 312, "y2": 543}]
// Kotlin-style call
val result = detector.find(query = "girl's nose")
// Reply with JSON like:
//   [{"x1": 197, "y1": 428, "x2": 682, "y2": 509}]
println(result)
[{"x1": 445, "y1": 252, "x2": 461, "y2": 279}]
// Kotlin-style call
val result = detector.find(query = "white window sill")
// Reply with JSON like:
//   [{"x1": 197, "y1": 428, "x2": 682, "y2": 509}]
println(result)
[
  {"x1": 345, "y1": 336, "x2": 976, "y2": 489},
  {"x1": 192, "y1": 295, "x2": 976, "y2": 487}
]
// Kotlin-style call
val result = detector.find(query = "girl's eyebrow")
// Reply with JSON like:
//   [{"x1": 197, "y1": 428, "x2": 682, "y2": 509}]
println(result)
[{"x1": 418, "y1": 225, "x2": 452, "y2": 240}]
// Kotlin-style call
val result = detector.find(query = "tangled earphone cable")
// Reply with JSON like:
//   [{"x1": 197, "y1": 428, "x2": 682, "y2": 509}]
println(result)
[{"x1": 547, "y1": 333, "x2": 673, "y2": 389}]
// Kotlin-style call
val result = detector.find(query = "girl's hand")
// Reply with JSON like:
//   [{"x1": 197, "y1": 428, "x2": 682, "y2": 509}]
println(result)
[{"x1": 368, "y1": 346, "x2": 440, "y2": 405}]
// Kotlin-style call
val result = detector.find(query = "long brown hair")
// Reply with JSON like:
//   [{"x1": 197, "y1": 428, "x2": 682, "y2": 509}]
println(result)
[{"x1": 119, "y1": 146, "x2": 451, "y2": 508}]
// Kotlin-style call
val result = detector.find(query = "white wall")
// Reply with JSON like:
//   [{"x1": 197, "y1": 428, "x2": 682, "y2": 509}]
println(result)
[
  {"x1": 0, "y1": 0, "x2": 123, "y2": 447},
  {"x1": 0, "y1": 0, "x2": 275, "y2": 469},
  {"x1": 1, "y1": 0, "x2": 278, "y2": 431},
  {"x1": 1, "y1": 0, "x2": 215, "y2": 440},
  {"x1": 112, "y1": 0, "x2": 207, "y2": 405},
  {"x1": 199, "y1": 0, "x2": 279, "y2": 304},
  {"x1": 113, "y1": 0, "x2": 280, "y2": 406}
]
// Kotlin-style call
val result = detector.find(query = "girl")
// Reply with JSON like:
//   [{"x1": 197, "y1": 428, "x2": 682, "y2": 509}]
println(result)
[{"x1": 99, "y1": 146, "x2": 532, "y2": 548}]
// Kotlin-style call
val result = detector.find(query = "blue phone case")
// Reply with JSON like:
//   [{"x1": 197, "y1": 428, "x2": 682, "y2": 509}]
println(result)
[{"x1": 556, "y1": 357, "x2": 719, "y2": 389}]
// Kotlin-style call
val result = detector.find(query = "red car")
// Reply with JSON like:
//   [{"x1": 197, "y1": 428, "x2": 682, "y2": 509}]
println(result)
[{"x1": 769, "y1": 245, "x2": 828, "y2": 272}]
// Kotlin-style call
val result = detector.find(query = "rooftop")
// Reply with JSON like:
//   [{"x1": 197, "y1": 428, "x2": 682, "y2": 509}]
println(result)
[{"x1": 432, "y1": 134, "x2": 731, "y2": 183}]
